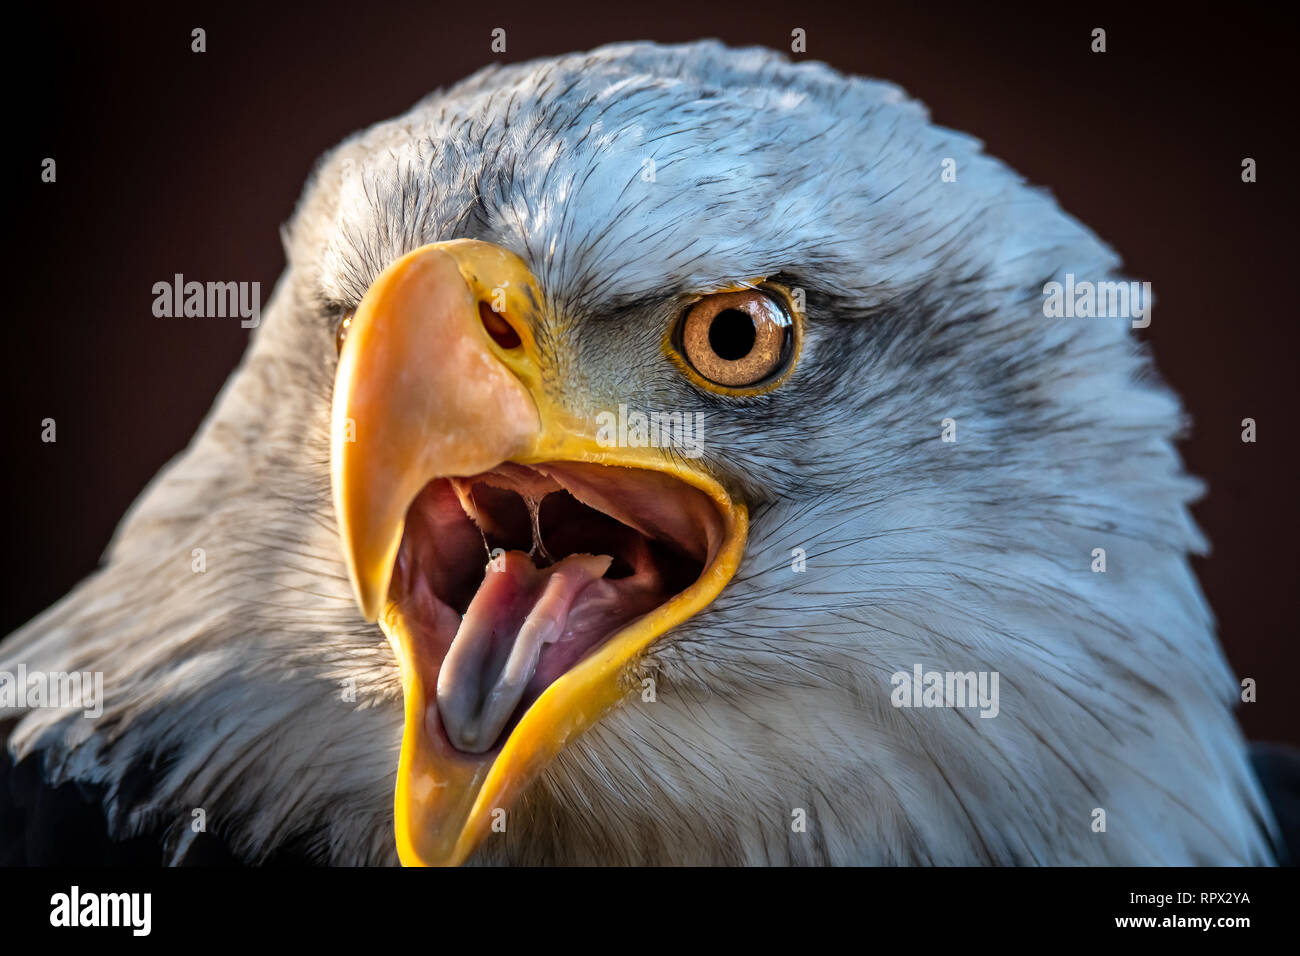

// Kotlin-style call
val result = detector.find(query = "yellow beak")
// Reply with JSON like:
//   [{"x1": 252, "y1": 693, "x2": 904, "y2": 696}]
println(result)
[{"x1": 331, "y1": 240, "x2": 747, "y2": 866}]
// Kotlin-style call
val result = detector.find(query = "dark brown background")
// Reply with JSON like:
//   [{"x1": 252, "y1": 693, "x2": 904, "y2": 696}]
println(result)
[{"x1": 2, "y1": 1, "x2": 1295, "y2": 744}]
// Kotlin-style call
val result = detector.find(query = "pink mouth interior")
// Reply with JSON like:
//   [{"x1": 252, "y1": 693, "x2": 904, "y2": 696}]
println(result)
[{"x1": 389, "y1": 462, "x2": 725, "y2": 757}]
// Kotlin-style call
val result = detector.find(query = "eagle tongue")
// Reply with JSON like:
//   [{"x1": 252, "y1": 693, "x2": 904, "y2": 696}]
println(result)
[{"x1": 436, "y1": 550, "x2": 612, "y2": 754}]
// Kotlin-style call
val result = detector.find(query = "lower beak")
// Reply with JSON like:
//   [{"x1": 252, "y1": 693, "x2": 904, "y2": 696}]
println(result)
[{"x1": 331, "y1": 240, "x2": 747, "y2": 866}]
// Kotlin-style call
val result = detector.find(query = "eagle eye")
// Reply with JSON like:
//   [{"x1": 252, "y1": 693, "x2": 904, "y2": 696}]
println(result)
[{"x1": 676, "y1": 288, "x2": 796, "y2": 390}]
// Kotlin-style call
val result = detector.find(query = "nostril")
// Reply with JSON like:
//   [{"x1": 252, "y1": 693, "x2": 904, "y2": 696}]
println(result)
[{"x1": 479, "y1": 302, "x2": 522, "y2": 349}]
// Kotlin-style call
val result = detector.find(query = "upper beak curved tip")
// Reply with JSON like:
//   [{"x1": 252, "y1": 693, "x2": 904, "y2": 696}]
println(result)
[{"x1": 330, "y1": 242, "x2": 542, "y2": 620}]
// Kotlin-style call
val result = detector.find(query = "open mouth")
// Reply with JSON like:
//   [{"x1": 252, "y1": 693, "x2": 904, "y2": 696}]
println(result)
[{"x1": 390, "y1": 461, "x2": 726, "y2": 758}]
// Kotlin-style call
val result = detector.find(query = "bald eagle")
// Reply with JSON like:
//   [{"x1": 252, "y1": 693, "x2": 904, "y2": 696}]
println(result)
[{"x1": 1, "y1": 41, "x2": 1293, "y2": 866}]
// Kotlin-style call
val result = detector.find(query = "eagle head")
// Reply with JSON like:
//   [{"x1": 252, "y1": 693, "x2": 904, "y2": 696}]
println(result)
[{"x1": 1, "y1": 41, "x2": 1278, "y2": 865}]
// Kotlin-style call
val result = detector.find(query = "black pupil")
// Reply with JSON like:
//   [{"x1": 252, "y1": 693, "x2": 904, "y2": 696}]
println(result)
[{"x1": 708, "y1": 309, "x2": 756, "y2": 360}]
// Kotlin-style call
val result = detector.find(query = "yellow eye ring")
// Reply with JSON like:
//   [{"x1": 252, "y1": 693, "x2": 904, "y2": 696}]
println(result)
[{"x1": 667, "y1": 283, "x2": 803, "y2": 396}]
